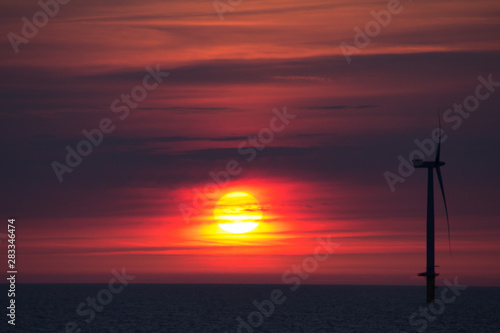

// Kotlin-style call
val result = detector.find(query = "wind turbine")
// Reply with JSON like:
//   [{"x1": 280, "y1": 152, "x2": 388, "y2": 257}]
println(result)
[{"x1": 413, "y1": 114, "x2": 451, "y2": 303}]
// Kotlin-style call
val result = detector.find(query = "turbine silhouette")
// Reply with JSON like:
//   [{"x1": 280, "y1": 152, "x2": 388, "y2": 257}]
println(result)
[{"x1": 413, "y1": 113, "x2": 451, "y2": 303}]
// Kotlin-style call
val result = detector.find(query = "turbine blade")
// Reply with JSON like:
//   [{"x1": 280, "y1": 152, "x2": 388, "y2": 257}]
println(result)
[
  {"x1": 436, "y1": 108, "x2": 441, "y2": 163},
  {"x1": 436, "y1": 166, "x2": 451, "y2": 256}
]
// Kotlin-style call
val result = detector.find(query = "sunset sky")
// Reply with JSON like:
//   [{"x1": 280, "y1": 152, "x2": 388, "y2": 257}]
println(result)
[{"x1": 1, "y1": 0, "x2": 499, "y2": 286}]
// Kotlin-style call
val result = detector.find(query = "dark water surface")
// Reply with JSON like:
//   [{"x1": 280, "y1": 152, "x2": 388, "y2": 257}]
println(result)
[{"x1": 2, "y1": 284, "x2": 499, "y2": 332}]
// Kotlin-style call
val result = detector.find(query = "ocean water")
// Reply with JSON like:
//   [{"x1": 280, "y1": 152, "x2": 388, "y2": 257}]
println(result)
[{"x1": 2, "y1": 284, "x2": 499, "y2": 332}]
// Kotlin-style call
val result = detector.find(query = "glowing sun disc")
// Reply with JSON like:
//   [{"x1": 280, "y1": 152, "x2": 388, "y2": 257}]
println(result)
[
  {"x1": 214, "y1": 192, "x2": 262, "y2": 234},
  {"x1": 217, "y1": 222, "x2": 259, "y2": 234}
]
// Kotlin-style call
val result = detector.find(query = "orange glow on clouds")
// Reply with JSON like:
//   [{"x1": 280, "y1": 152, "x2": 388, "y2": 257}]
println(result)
[{"x1": 3, "y1": 0, "x2": 500, "y2": 287}]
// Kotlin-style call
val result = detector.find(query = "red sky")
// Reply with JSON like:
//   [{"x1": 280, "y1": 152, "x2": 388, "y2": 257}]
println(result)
[{"x1": 1, "y1": 0, "x2": 499, "y2": 286}]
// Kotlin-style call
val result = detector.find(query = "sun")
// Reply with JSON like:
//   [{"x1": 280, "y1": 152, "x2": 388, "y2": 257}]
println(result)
[{"x1": 214, "y1": 192, "x2": 262, "y2": 233}]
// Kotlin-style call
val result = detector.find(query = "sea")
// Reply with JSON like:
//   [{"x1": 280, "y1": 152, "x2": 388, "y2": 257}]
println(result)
[{"x1": 2, "y1": 284, "x2": 499, "y2": 332}]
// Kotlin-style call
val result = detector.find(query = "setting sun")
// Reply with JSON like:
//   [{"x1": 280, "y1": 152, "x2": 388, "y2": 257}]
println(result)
[{"x1": 214, "y1": 192, "x2": 262, "y2": 233}]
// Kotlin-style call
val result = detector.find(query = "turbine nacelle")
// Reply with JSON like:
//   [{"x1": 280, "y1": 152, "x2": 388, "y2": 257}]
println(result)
[{"x1": 412, "y1": 159, "x2": 446, "y2": 168}]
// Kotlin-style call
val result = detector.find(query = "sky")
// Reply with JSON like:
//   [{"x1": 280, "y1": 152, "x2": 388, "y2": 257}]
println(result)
[{"x1": 1, "y1": 0, "x2": 499, "y2": 286}]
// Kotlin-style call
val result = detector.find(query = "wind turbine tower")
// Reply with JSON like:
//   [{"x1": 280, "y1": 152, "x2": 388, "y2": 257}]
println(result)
[{"x1": 413, "y1": 115, "x2": 451, "y2": 303}]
